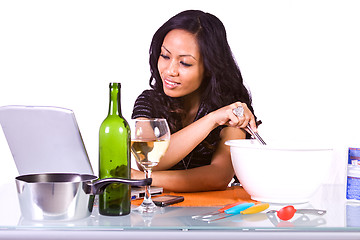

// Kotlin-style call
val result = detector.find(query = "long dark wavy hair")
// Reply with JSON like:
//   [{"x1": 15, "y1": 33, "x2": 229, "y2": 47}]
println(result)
[{"x1": 149, "y1": 10, "x2": 255, "y2": 132}]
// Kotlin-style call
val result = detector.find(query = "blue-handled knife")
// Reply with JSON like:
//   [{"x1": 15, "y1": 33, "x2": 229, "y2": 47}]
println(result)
[
  {"x1": 203, "y1": 203, "x2": 255, "y2": 222},
  {"x1": 224, "y1": 202, "x2": 255, "y2": 214}
]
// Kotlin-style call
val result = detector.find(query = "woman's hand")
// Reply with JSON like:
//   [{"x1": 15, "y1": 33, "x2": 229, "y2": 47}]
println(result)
[{"x1": 210, "y1": 102, "x2": 257, "y2": 132}]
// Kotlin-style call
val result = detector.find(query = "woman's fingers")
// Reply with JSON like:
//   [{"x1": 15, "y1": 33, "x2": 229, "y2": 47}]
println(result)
[
  {"x1": 231, "y1": 102, "x2": 257, "y2": 131},
  {"x1": 227, "y1": 107, "x2": 241, "y2": 126},
  {"x1": 213, "y1": 102, "x2": 256, "y2": 130},
  {"x1": 248, "y1": 117, "x2": 258, "y2": 132}
]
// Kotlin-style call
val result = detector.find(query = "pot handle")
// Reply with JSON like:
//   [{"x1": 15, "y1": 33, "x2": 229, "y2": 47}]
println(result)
[{"x1": 88, "y1": 178, "x2": 152, "y2": 195}]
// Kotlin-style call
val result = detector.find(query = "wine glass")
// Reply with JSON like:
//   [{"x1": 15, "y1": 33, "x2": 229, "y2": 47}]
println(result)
[{"x1": 130, "y1": 118, "x2": 170, "y2": 213}]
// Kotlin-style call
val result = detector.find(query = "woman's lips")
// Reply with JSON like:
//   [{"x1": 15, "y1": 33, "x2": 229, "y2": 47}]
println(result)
[{"x1": 164, "y1": 78, "x2": 180, "y2": 89}]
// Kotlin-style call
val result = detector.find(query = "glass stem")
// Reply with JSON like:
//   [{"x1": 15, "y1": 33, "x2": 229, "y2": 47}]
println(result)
[{"x1": 144, "y1": 169, "x2": 152, "y2": 202}]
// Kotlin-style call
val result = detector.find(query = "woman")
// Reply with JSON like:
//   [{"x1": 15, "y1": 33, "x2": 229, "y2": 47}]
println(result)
[{"x1": 131, "y1": 10, "x2": 257, "y2": 192}]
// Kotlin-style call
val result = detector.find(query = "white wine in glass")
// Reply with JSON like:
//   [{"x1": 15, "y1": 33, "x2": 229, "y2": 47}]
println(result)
[{"x1": 130, "y1": 118, "x2": 170, "y2": 213}]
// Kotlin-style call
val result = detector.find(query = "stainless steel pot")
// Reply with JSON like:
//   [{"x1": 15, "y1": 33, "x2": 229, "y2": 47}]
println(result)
[{"x1": 15, "y1": 173, "x2": 151, "y2": 221}]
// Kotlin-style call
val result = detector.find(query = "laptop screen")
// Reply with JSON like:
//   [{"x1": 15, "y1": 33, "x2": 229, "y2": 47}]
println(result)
[{"x1": 0, "y1": 105, "x2": 94, "y2": 175}]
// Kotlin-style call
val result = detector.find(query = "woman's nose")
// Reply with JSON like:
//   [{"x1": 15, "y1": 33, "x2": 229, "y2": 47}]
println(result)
[{"x1": 166, "y1": 60, "x2": 179, "y2": 76}]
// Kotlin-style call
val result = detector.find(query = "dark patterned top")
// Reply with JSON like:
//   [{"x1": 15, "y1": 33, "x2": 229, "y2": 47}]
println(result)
[{"x1": 132, "y1": 89, "x2": 225, "y2": 170}]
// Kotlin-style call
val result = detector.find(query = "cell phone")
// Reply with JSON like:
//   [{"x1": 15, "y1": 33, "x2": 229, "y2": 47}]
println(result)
[{"x1": 152, "y1": 195, "x2": 184, "y2": 207}]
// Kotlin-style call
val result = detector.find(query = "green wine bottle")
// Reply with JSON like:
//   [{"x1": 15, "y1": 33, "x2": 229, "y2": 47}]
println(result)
[{"x1": 99, "y1": 82, "x2": 131, "y2": 216}]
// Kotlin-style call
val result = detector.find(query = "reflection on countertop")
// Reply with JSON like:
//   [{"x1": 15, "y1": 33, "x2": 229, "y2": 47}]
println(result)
[{"x1": 0, "y1": 183, "x2": 359, "y2": 231}]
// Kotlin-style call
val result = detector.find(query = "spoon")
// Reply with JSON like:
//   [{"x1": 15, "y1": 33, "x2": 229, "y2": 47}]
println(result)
[
  {"x1": 245, "y1": 124, "x2": 267, "y2": 145},
  {"x1": 267, "y1": 205, "x2": 327, "y2": 221},
  {"x1": 232, "y1": 108, "x2": 266, "y2": 145}
]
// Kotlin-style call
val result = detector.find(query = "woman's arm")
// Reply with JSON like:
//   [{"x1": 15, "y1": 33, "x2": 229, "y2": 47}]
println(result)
[
  {"x1": 131, "y1": 126, "x2": 246, "y2": 192},
  {"x1": 153, "y1": 101, "x2": 255, "y2": 170}
]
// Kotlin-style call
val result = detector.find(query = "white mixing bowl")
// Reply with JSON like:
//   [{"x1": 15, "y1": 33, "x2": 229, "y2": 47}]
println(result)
[{"x1": 226, "y1": 139, "x2": 333, "y2": 204}]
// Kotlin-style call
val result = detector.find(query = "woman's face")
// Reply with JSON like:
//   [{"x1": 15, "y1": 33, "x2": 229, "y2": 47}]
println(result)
[{"x1": 158, "y1": 29, "x2": 205, "y2": 98}]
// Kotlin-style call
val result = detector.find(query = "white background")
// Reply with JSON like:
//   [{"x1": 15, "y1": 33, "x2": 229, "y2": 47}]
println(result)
[{"x1": 1, "y1": 0, "x2": 359, "y2": 185}]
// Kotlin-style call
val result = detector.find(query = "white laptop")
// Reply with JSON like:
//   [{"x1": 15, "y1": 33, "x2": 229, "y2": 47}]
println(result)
[
  {"x1": 0, "y1": 105, "x2": 93, "y2": 175},
  {"x1": 0, "y1": 105, "x2": 162, "y2": 198}
]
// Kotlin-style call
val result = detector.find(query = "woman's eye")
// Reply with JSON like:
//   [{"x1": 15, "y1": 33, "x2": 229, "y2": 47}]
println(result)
[
  {"x1": 160, "y1": 54, "x2": 170, "y2": 59},
  {"x1": 180, "y1": 61, "x2": 192, "y2": 67}
]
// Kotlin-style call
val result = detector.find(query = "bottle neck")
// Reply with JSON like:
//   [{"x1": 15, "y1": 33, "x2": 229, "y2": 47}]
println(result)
[{"x1": 108, "y1": 82, "x2": 122, "y2": 116}]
